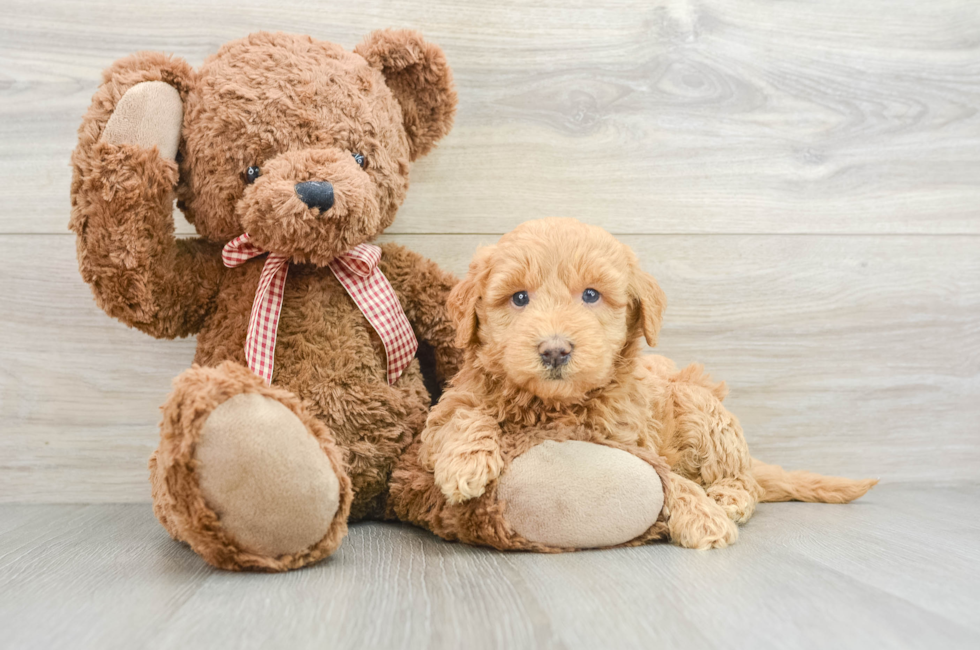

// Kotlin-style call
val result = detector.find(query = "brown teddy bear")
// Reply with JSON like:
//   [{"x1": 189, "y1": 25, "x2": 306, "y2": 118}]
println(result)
[{"x1": 69, "y1": 30, "x2": 461, "y2": 571}]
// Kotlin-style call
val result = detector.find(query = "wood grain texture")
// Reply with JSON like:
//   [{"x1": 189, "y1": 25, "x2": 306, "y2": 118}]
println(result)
[
  {"x1": 1, "y1": 233, "x2": 977, "y2": 501},
  {"x1": 2, "y1": 485, "x2": 979, "y2": 649},
  {"x1": 1, "y1": 0, "x2": 979, "y2": 234}
]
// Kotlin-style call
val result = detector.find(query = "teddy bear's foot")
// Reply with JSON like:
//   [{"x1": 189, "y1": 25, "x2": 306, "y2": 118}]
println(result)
[
  {"x1": 195, "y1": 393, "x2": 342, "y2": 557},
  {"x1": 496, "y1": 440, "x2": 665, "y2": 549},
  {"x1": 150, "y1": 362, "x2": 353, "y2": 571}
]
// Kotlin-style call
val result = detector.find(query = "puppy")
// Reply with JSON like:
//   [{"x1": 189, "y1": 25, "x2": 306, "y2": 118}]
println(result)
[{"x1": 399, "y1": 218, "x2": 877, "y2": 550}]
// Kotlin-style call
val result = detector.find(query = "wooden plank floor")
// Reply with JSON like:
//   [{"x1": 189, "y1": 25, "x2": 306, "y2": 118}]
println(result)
[{"x1": 1, "y1": 484, "x2": 978, "y2": 650}]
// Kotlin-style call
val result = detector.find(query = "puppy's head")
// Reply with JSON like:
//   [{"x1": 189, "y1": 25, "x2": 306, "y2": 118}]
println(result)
[{"x1": 449, "y1": 218, "x2": 666, "y2": 401}]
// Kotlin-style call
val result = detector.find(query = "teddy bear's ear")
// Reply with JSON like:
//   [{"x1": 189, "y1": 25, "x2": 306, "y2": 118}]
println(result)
[
  {"x1": 355, "y1": 29, "x2": 457, "y2": 161},
  {"x1": 78, "y1": 52, "x2": 196, "y2": 162},
  {"x1": 627, "y1": 261, "x2": 667, "y2": 348},
  {"x1": 447, "y1": 247, "x2": 493, "y2": 349}
]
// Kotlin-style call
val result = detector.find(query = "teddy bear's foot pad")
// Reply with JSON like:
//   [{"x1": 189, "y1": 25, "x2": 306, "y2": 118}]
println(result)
[
  {"x1": 195, "y1": 393, "x2": 341, "y2": 557},
  {"x1": 497, "y1": 440, "x2": 664, "y2": 549}
]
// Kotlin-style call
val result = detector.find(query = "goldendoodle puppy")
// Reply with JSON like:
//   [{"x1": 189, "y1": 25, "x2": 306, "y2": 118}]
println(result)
[{"x1": 389, "y1": 218, "x2": 876, "y2": 551}]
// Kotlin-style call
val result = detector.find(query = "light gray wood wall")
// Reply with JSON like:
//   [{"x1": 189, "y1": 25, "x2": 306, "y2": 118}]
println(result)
[{"x1": 1, "y1": 0, "x2": 978, "y2": 502}]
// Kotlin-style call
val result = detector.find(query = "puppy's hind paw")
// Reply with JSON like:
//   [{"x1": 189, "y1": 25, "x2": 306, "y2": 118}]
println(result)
[
  {"x1": 706, "y1": 484, "x2": 757, "y2": 525},
  {"x1": 682, "y1": 513, "x2": 739, "y2": 550},
  {"x1": 667, "y1": 478, "x2": 740, "y2": 550},
  {"x1": 670, "y1": 509, "x2": 739, "y2": 550}
]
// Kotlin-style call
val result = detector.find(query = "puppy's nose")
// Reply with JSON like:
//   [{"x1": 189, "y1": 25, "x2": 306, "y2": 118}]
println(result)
[
  {"x1": 295, "y1": 181, "x2": 335, "y2": 211},
  {"x1": 538, "y1": 337, "x2": 573, "y2": 369}
]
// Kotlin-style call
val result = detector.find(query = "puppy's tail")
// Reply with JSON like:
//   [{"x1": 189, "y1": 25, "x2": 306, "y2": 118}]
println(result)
[{"x1": 752, "y1": 458, "x2": 878, "y2": 504}]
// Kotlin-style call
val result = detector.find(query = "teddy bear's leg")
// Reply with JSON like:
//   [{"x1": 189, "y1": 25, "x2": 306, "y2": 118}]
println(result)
[
  {"x1": 149, "y1": 361, "x2": 353, "y2": 571},
  {"x1": 390, "y1": 439, "x2": 671, "y2": 552},
  {"x1": 666, "y1": 378, "x2": 765, "y2": 524}
]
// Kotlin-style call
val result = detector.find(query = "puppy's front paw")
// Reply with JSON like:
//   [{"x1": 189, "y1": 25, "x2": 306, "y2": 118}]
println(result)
[{"x1": 434, "y1": 450, "x2": 503, "y2": 505}]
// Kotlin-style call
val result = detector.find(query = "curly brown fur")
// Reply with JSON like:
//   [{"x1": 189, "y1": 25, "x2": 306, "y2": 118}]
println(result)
[
  {"x1": 392, "y1": 218, "x2": 876, "y2": 551},
  {"x1": 71, "y1": 31, "x2": 459, "y2": 570}
]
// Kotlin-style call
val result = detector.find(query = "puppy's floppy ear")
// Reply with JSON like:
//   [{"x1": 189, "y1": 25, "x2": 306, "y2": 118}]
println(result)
[
  {"x1": 627, "y1": 263, "x2": 667, "y2": 347},
  {"x1": 355, "y1": 29, "x2": 457, "y2": 161},
  {"x1": 447, "y1": 247, "x2": 492, "y2": 349}
]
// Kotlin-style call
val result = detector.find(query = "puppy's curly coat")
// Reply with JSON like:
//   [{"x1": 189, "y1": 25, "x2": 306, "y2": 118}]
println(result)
[{"x1": 390, "y1": 218, "x2": 876, "y2": 551}]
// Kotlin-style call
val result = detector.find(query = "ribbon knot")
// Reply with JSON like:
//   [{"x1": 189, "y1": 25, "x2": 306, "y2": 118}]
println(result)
[{"x1": 222, "y1": 233, "x2": 417, "y2": 385}]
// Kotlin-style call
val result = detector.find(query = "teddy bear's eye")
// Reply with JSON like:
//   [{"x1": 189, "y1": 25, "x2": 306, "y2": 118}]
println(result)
[
  {"x1": 582, "y1": 288, "x2": 601, "y2": 304},
  {"x1": 245, "y1": 166, "x2": 261, "y2": 184},
  {"x1": 352, "y1": 153, "x2": 366, "y2": 168},
  {"x1": 511, "y1": 291, "x2": 530, "y2": 308}
]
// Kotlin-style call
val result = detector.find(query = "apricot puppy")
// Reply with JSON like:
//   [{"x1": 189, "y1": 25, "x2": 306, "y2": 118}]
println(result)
[{"x1": 390, "y1": 218, "x2": 877, "y2": 551}]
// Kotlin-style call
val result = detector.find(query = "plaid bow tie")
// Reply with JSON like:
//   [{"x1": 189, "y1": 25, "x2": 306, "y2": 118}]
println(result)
[{"x1": 222, "y1": 234, "x2": 418, "y2": 385}]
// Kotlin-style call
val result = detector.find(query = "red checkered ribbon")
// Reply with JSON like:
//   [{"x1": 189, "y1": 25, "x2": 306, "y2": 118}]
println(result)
[{"x1": 222, "y1": 233, "x2": 417, "y2": 385}]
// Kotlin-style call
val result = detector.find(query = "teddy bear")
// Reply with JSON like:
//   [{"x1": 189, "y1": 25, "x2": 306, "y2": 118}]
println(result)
[{"x1": 69, "y1": 30, "x2": 461, "y2": 571}]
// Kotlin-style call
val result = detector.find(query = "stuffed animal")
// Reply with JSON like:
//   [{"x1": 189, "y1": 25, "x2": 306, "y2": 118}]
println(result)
[
  {"x1": 70, "y1": 30, "x2": 461, "y2": 571},
  {"x1": 389, "y1": 218, "x2": 877, "y2": 551}
]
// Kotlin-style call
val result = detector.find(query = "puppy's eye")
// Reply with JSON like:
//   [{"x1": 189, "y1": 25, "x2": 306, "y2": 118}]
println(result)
[
  {"x1": 245, "y1": 166, "x2": 261, "y2": 184},
  {"x1": 582, "y1": 288, "x2": 601, "y2": 304},
  {"x1": 511, "y1": 291, "x2": 530, "y2": 308},
  {"x1": 352, "y1": 153, "x2": 366, "y2": 168}
]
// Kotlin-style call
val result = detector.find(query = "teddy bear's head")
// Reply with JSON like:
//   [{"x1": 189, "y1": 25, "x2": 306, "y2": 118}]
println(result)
[{"x1": 103, "y1": 30, "x2": 455, "y2": 265}]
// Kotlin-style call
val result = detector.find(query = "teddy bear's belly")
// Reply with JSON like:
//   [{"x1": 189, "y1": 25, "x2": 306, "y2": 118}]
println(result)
[{"x1": 195, "y1": 264, "x2": 430, "y2": 519}]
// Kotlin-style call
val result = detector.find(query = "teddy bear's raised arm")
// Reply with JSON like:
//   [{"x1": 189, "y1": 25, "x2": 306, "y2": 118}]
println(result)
[
  {"x1": 69, "y1": 53, "x2": 224, "y2": 339},
  {"x1": 378, "y1": 243, "x2": 463, "y2": 385}
]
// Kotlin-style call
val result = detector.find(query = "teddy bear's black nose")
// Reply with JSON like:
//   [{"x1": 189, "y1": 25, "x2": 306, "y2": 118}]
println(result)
[{"x1": 295, "y1": 181, "x2": 335, "y2": 212}]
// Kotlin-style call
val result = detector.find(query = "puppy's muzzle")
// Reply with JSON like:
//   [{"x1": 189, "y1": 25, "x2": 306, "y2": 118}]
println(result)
[{"x1": 538, "y1": 337, "x2": 573, "y2": 369}]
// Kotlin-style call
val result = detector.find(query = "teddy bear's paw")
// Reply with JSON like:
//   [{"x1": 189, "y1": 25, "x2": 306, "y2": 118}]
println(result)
[
  {"x1": 100, "y1": 81, "x2": 183, "y2": 161},
  {"x1": 496, "y1": 440, "x2": 665, "y2": 549},
  {"x1": 194, "y1": 393, "x2": 342, "y2": 558}
]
